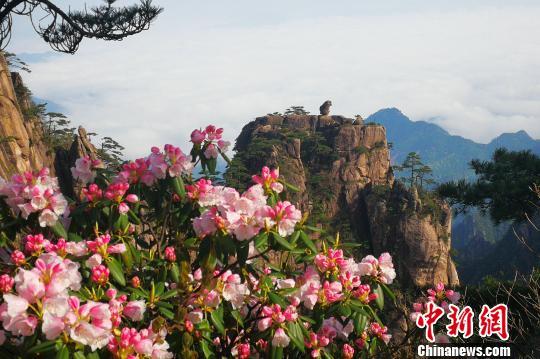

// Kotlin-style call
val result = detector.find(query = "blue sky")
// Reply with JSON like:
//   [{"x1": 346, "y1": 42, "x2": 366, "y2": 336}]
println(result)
[{"x1": 7, "y1": 0, "x2": 540, "y2": 158}]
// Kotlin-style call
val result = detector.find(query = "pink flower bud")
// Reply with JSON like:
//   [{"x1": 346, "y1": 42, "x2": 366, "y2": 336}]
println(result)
[
  {"x1": 118, "y1": 202, "x2": 129, "y2": 214},
  {"x1": 125, "y1": 194, "x2": 138, "y2": 203},
  {"x1": 0, "y1": 274, "x2": 14, "y2": 293},
  {"x1": 106, "y1": 288, "x2": 117, "y2": 299},
  {"x1": 193, "y1": 268, "x2": 202, "y2": 281},
  {"x1": 11, "y1": 250, "x2": 25, "y2": 266},
  {"x1": 164, "y1": 246, "x2": 176, "y2": 262},
  {"x1": 131, "y1": 276, "x2": 141, "y2": 288},
  {"x1": 342, "y1": 344, "x2": 355, "y2": 359},
  {"x1": 91, "y1": 264, "x2": 110, "y2": 285},
  {"x1": 185, "y1": 320, "x2": 194, "y2": 333}
]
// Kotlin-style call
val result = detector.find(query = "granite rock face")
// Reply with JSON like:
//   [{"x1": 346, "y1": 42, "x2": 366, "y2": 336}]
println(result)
[
  {"x1": 0, "y1": 53, "x2": 54, "y2": 178},
  {"x1": 228, "y1": 114, "x2": 459, "y2": 287}
]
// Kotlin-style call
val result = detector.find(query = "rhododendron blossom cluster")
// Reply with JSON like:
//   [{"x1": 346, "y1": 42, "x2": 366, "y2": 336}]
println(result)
[
  {"x1": 0, "y1": 168, "x2": 67, "y2": 227},
  {"x1": 410, "y1": 282, "x2": 463, "y2": 344},
  {"x1": 0, "y1": 125, "x2": 398, "y2": 358}
]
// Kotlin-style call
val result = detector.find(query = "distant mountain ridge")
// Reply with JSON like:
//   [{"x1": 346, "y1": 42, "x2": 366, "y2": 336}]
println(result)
[
  {"x1": 366, "y1": 108, "x2": 540, "y2": 283},
  {"x1": 366, "y1": 108, "x2": 540, "y2": 182}
]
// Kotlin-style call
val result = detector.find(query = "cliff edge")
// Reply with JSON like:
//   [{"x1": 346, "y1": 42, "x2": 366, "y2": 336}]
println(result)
[{"x1": 227, "y1": 113, "x2": 459, "y2": 287}]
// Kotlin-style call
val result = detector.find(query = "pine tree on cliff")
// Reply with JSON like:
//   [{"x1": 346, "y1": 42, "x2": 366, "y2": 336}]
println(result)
[
  {"x1": 438, "y1": 148, "x2": 540, "y2": 223},
  {"x1": 0, "y1": 0, "x2": 162, "y2": 53},
  {"x1": 394, "y1": 151, "x2": 434, "y2": 190}
]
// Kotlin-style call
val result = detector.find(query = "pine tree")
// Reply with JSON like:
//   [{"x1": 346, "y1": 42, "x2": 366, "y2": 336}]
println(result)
[
  {"x1": 0, "y1": 1, "x2": 162, "y2": 53},
  {"x1": 284, "y1": 106, "x2": 310, "y2": 115},
  {"x1": 438, "y1": 148, "x2": 540, "y2": 223},
  {"x1": 98, "y1": 136, "x2": 125, "y2": 167}
]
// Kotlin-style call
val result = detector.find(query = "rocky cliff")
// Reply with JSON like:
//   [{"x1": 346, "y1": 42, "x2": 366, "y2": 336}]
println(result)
[
  {"x1": 227, "y1": 113, "x2": 459, "y2": 288},
  {"x1": 0, "y1": 53, "x2": 54, "y2": 177}
]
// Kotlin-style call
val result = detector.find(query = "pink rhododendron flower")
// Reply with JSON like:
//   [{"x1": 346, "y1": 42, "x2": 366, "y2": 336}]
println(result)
[
  {"x1": 67, "y1": 297, "x2": 113, "y2": 350},
  {"x1": 14, "y1": 269, "x2": 45, "y2": 303},
  {"x1": 0, "y1": 168, "x2": 68, "y2": 227},
  {"x1": 163, "y1": 144, "x2": 193, "y2": 177},
  {"x1": 204, "y1": 125, "x2": 223, "y2": 141},
  {"x1": 24, "y1": 233, "x2": 50, "y2": 255},
  {"x1": 272, "y1": 327, "x2": 290, "y2": 347},
  {"x1": 105, "y1": 182, "x2": 137, "y2": 214},
  {"x1": 369, "y1": 322, "x2": 392, "y2": 344},
  {"x1": 203, "y1": 143, "x2": 219, "y2": 159},
  {"x1": 261, "y1": 201, "x2": 301, "y2": 236},
  {"x1": 190, "y1": 129, "x2": 206, "y2": 144},
  {"x1": 71, "y1": 156, "x2": 102, "y2": 185},
  {"x1": 305, "y1": 331, "x2": 330, "y2": 358},
  {"x1": 295, "y1": 266, "x2": 321, "y2": 310},
  {"x1": 91, "y1": 265, "x2": 110, "y2": 286},
  {"x1": 321, "y1": 317, "x2": 353, "y2": 340},
  {"x1": 86, "y1": 234, "x2": 126, "y2": 262},
  {"x1": 123, "y1": 300, "x2": 146, "y2": 321},
  {"x1": 359, "y1": 252, "x2": 396, "y2": 284},
  {"x1": 252, "y1": 166, "x2": 283, "y2": 194},
  {"x1": 315, "y1": 248, "x2": 347, "y2": 274},
  {"x1": 232, "y1": 342, "x2": 251, "y2": 359}
]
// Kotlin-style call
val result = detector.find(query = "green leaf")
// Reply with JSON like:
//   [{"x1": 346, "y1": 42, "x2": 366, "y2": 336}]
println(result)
[
  {"x1": 268, "y1": 292, "x2": 287, "y2": 307},
  {"x1": 55, "y1": 344, "x2": 69, "y2": 359},
  {"x1": 231, "y1": 310, "x2": 244, "y2": 327},
  {"x1": 272, "y1": 232, "x2": 294, "y2": 250},
  {"x1": 381, "y1": 283, "x2": 396, "y2": 304},
  {"x1": 128, "y1": 209, "x2": 141, "y2": 225},
  {"x1": 338, "y1": 304, "x2": 352, "y2": 317},
  {"x1": 170, "y1": 263, "x2": 180, "y2": 283},
  {"x1": 128, "y1": 241, "x2": 141, "y2": 265},
  {"x1": 254, "y1": 232, "x2": 268, "y2": 252},
  {"x1": 86, "y1": 351, "x2": 100, "y2": 359},
  {"x1": 158, "y1": 306, "x2": 175, "y2": 320},
  {"x1": 200, "y1": 339, "x2": 215, "y2": 358},
  {"x1": 303, "y1": 225, "x2": 322, "y2": 232},
  {"x1": 299, "y1": 231, "x2": 317, "y2": 253},
  {"x1": 73, "y1": 351, "x2": 86, "y2": 359},
  {"x1": 50, "y1": 221, "x2": 67, "y2": 238},
  {"x1": 108, "y1": 257, "x2": 126, "y2": 286},
  {"x1": 68, "y1": 232, "x2": 83, "y2": 242},
  {"x1": 290, "y1": 230, "x2": 300, "y2": 245},
  {"x1": 210, "y1": 306, "x2": 225, "y2": 335},
  {"x1": 287, "y1": 321, "x2": 305, "y2": 352},
  {"x1": 282, "y1": 180, "x2": 300, "y2": 192},
  {"x1": 27, "y1": 340, "x2": 57, "y2": 354},
  {"x1": 113, "y1": 213, "x2": 128, "y2": 231},
  {"x1": 353, "y1": 311, "x2": 368, "y2": 334},
  {"x1": 374, "y1": 284, "x2": 384, "y2": 310},
  {"x1": 171, "y1": 176, "x2": 186, "y2": 197},
  {"x1": 270, "y1": 345, "x2": 283, "y2": 359}
]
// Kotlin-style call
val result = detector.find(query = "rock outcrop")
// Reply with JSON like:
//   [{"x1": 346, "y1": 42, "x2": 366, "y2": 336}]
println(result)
[
  {"x1": 0, "y1": 52, "x2": 54, "y2": 178},
  {"x1": 55, "y1": 126, "x2": 100, "y2": 198},
  {"x1": 227, "y1": 113, "x2": 459, "y2": 288}
]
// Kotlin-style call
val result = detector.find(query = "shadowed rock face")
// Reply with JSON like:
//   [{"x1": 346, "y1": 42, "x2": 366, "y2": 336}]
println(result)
[
  {"x1": 0, "y1": 53, "x2": 99, "y2": 200},
  {"x1": 0, "y1": 53, "x2": 54, "y2": 178},
  {"x1": 229, "y1": 114, "x2": 459, "y2": 288}
]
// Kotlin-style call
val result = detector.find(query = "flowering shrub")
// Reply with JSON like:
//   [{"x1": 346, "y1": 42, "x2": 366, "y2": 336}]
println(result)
[
  {"x1": 410, "y1": 282, "x2": 463, "y2": 343},
  {"x1": 0, "y1": 126, "x2": 397, "y2": 358}
]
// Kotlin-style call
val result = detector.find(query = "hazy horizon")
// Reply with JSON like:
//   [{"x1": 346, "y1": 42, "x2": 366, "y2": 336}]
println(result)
[{"x1": 7, "y1": 0, "x2": 540, "y2": 158}]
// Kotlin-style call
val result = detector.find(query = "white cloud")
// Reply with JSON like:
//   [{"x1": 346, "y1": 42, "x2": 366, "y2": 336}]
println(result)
[{"x1": 7, "y1": 3, "x2": 540, "y2": 158}]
